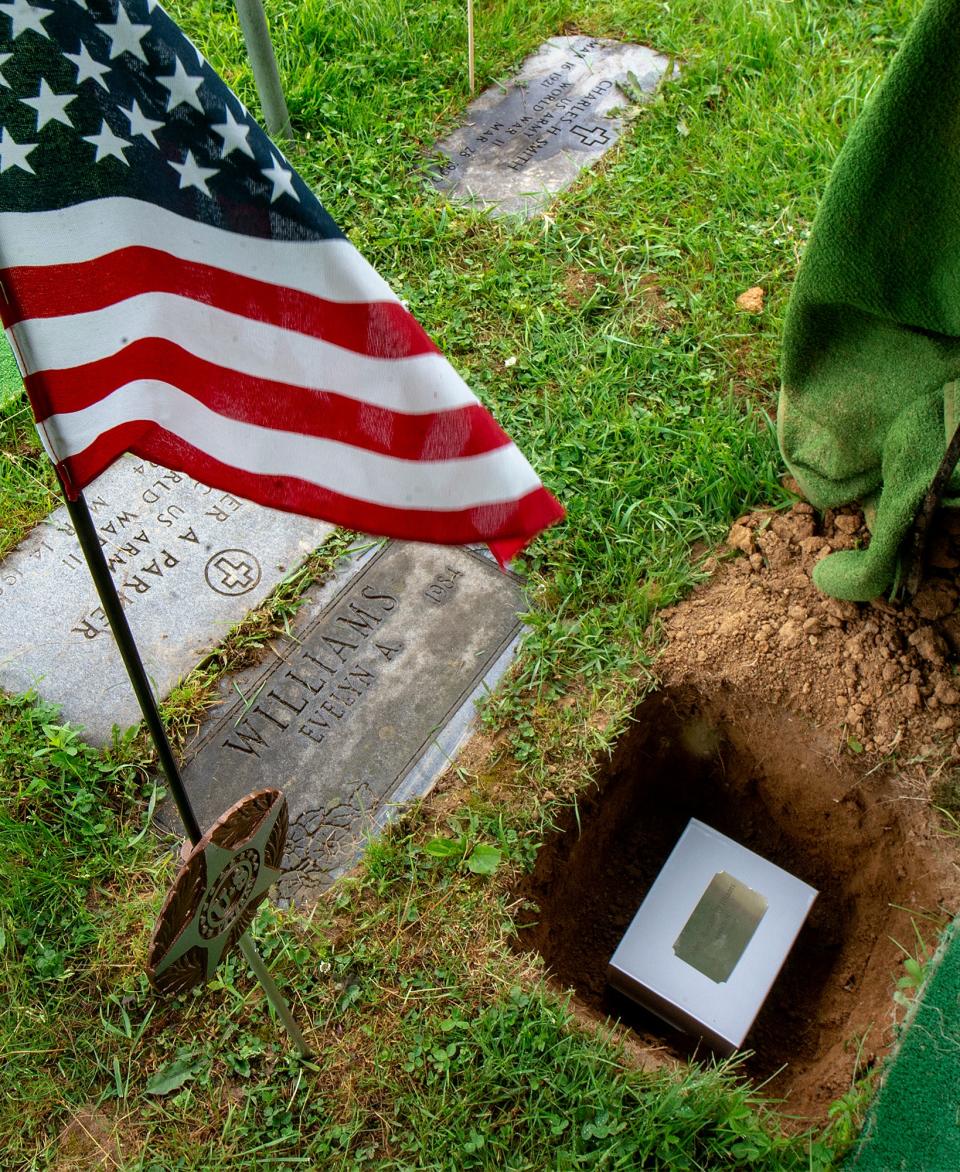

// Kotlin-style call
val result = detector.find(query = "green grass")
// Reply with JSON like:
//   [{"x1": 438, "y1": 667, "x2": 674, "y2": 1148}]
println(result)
[
  {"x1": 0, "y1": 699, "x2": 810, "y2": 1168},
  {"x1": 0, "y1": 0, "x2": 928, "y2": 1166},
  {"x1": 0, "y1": 696, "x2": 161, "y2": 1140},
  {"x1": 0, "y1": 337, "x2": 58, "y2": 558}
]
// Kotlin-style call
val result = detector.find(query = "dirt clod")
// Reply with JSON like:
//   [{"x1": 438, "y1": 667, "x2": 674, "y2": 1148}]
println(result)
[
  {"x1": 727, "y1": 523, "x2": 754, "y2": 554},
  {"x1": 736, "y1": 285, "x2": 765, "y2": 313},
  {"x1": 913, "y1": 581, "x2": 958, "y2": 620}
]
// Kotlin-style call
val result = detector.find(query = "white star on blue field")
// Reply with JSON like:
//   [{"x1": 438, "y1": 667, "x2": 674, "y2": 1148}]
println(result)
[{"x1": 0, "y1": 0, "x2": 342, "y2": 240}]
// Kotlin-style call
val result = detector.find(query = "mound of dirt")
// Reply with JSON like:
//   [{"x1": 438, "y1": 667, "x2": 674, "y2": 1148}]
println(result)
[{"x1": 660, "y1": 501, "x2": 960, "y2": 762}]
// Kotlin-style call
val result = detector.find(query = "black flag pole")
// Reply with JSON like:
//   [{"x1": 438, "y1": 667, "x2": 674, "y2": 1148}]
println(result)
[
  {"x1": 61, "y1": 483, "x2": 204, "y2": 845},
  {"x1": 60, "y1": 477, "x2": 310, "y2": 1057}
]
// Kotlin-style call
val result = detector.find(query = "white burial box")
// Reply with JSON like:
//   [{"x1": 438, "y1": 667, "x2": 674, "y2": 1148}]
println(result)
[{"x1": 607, "y1": 819, "x2": 817, "y2": 1054}]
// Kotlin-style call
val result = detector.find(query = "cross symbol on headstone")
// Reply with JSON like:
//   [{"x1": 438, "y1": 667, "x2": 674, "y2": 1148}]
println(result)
[
  {"x1": 570, "y1": 125, "x2": 611, "y2": 148},
  {"x1": 214, "y1": 555, "x2": 256, "y2": 591}
]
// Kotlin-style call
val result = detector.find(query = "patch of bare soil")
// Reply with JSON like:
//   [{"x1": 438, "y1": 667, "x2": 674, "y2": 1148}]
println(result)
[
  {"x1": 561, "y1": 267, "x2": 601, "y2": 307},
  {"x1": 54, "y1": 1106, "x2": 129, "y2": 1170},
  {"x1": 513, "y1": 503, "x2": 960, "y2": 1127},
  {"x1": 633, "y1": 272, "x2": 679, "y2": 333}
]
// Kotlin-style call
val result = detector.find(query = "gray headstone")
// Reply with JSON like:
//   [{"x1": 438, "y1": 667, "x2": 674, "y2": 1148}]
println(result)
[
  {"x1": 430, "y1": 36, "x2": 675, "y2": 217},
  {"x1": 165, "y1": 541, "x2": 524, "y2": 901},
  {"x1": 0, "y1": 455, "x2": 332, "y2": 741}
]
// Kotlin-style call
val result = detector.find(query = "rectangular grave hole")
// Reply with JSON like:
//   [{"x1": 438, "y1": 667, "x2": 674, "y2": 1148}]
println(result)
[{"x1": 512, "y1": 684, "x2": 958, "y2": 1123}]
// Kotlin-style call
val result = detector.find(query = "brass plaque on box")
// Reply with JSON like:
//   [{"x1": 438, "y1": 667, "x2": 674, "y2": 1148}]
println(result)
[
  {"x1": 606, "y1": 819, "x2": 817, "y2": 1052},
  {"x1": 672, "y1": 871, "x2": 768, "y2": 983}
]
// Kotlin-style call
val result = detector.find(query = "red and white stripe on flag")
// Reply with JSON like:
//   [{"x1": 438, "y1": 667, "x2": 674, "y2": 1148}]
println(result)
[{"x1": 1, "y1": 198, "x2": 563, "y2": 564}]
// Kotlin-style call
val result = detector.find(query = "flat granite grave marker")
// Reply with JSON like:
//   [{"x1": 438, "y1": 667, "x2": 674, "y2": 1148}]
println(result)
[
  {"x1": 165, "y1": 541, "x2": 524, "y2": 902},
  {"x1": 0, "y1": 455, "x2": 332, "y2": 741},
  {"x1": 430, "y1": 35, "x2": 675, "y2": 216}
]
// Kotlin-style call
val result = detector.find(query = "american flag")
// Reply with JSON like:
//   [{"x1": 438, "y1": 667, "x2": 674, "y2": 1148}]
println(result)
[{"x1": 0, "y1": 0, "x2": 562, "y2": 563}]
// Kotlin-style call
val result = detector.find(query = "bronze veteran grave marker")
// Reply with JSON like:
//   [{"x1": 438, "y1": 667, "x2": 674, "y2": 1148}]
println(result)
[
  {"x1": 431, "y1": 36, "x2": 675, "y2": 216},
  {"x1": 0, "y1": 454, "x2": 332, "y2": 741},
  {"x1": 168, "y1": 542, "x2": 524, "y2": 901}
]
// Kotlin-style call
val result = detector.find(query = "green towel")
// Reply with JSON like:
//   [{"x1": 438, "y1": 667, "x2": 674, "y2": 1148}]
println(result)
[{"x1": 778, "y1": 0, "x2": 960, "y2": 601}]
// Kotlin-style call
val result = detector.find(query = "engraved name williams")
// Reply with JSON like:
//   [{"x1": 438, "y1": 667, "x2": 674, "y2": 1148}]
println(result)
[{"x1": 222, "y1": 584, "x2": 402, "y2": 757}]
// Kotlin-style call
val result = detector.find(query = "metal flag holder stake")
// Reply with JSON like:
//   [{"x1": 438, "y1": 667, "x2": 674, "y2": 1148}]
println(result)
[
  {"x1": 467, "y1": 0, "x2": 476, "y2": 94},
  {"x1": 61, "y1": 481, "x2": 311, "y2": 1058},
  {"x1": 234, "y1": 0, "x2": 294, "y2": 144}
]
